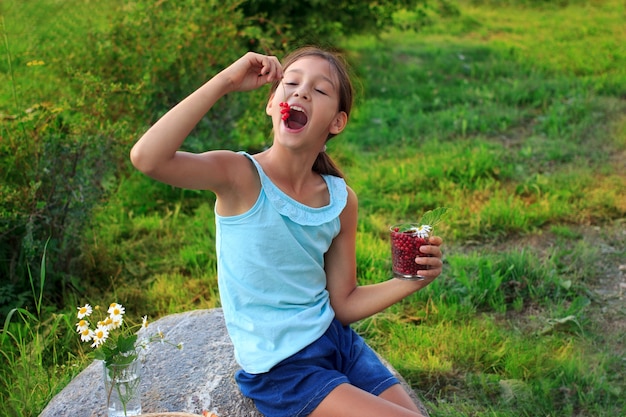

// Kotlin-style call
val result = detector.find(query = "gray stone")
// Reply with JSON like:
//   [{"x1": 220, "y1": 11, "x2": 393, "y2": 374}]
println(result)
[{"x1": 40, "y1": 309, "x2": 429, "y2": 416}]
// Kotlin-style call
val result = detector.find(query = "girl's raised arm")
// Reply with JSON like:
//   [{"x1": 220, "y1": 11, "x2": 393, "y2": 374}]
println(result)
[{"x1": 129, "y1": 52, "x2": 283, "y2": 192}]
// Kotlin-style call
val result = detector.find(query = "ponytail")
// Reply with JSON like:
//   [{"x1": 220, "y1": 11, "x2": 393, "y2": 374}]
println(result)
[{"x1": 313, "y1": 151, "x2": 343, "y2": 178}]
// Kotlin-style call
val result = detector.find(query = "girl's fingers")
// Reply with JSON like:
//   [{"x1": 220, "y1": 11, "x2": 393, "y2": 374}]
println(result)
[
  {"x1": 427, "y1": 235, "x2": 443, "y2": 246},
  {"x1": 419, "y1": 235, "x2": 443, "y2": 258},
  {"x1": 419, "y1": 244, "x2": 442, "y2": 258},
  {"x1": 262, "y1": 56, "x2": 283, "y2": 82},
  {"x1": 229, "y1": 53, "x2": 282, "y2": 91},
  {"x1": 252, "y1": 54, "x2": 282, "y2": 81},
  {"x1": 416, "y1": 252, "x2": 442, "y2": 266},
  {"x1": 416, "y1": 238, "x2": 443, "y2": 276},
  {"x1": 415, "y1": 256, "x2": 443, "y2": 278},
  {"x1": 416, "y1": 267, "x2": 442, "y2": 280}
]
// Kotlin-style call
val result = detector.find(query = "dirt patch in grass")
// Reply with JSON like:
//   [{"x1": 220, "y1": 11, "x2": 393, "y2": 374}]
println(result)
[
  {"x1": 471, "y1": 221, "x2": 626, "y2": 353},
  {"x1": 583, "y1": 222, "x2": 626, "y2": 354}
]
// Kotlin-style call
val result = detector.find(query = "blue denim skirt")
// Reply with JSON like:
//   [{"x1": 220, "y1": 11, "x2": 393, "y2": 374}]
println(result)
[{"x1": 235, "y1": 318, "x2": 399, "y2": 417}]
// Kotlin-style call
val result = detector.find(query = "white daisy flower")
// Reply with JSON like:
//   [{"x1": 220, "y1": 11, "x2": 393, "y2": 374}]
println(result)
[
  {"x1": 107, "y1": 303, "x2": 125, "y2": 317},
  {"x1": 77, "y1": 304, "x2": 92, "y2": 319},
  {"x1": 76, "y1": 319, "x2": 90, "y2": 333},
  {"x1": 109, "y1": 315, "x2": 124, "y2": 330},
  {"x1": 415, "y1": 224, "x2": 432, "y2": 238},
  {"x1": 91, "y1": 325, "x2": 109, "y2": 348},
  {"x1": 101, "y1": 316, "x2": 114, "y2": 330},
  {"x1": 80, "y1": 328, "x2": 94, "y2": 342}
]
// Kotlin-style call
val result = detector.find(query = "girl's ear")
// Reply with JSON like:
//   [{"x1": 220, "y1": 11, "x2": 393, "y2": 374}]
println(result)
[
  {"x1": 266, "y1": 93, "x2": 275, "y2": 116},
  {"x1": 329, "y1": 111, "x2": 348, "y2": 135}
]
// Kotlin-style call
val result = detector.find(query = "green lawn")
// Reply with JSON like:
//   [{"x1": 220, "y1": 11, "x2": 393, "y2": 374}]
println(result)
[{"x1": 1, "y1": 0, "x2": 625, "y2": 416}]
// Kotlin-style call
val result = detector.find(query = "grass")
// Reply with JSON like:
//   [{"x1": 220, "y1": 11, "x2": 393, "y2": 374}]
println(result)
[
  {"x1": 0, "y1": 0, "x2": 118, "y2": 109},
  {"x1": 0, "y1": 243, "x2": 87, "y2": 416},
  {"x1": 1, "y1": 0, "x2": 625, "y2": 416}
]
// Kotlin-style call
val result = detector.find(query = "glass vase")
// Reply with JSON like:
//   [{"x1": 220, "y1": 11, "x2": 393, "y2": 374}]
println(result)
[{"x1": 102, "y1": 356, "x2": 142, "y2": 417}]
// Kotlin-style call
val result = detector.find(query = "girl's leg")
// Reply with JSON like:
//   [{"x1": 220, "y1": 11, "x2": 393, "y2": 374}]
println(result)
[
  {"x1": 309, "y1": 383, "x2": 426, "y2": 417},
  {"x1": 379, "y1": 383, "x2": 423, "y2": 413}
]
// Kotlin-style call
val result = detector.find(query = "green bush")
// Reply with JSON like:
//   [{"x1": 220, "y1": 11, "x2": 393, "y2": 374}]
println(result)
[
  {"x1": 0, "y1": 99, "x2": 127, "y2": 314},
  {"x1": 239, "y1": 0, "x2": 456, "y2": 47}
]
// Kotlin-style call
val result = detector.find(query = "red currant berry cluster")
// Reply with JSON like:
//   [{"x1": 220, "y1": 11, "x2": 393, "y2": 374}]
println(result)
[
  {"x1": 390, "y1": 228, "x2": 429, "y2": 277},
  {"x1": 279, "y1": 102, "x2": 290, "y2": 121}
]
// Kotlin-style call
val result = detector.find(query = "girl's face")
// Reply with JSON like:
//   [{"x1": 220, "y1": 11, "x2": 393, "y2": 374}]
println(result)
[{"x1": 267, "y1": 56, "x2": 347, "y2": 151}]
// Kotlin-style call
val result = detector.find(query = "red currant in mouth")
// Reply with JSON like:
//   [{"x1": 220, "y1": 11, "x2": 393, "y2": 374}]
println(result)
[
  {"x1": 279, "y1": 101, "x2": 290, "y2": 121},
  {"x1": 279, "y1": 102, "x2": 308, "y2": 129}
]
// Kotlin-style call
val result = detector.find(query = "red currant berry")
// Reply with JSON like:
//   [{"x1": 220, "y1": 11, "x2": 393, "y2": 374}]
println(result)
[{"x1": 279, "y1": 102, "x2": 290, "y2": 121}]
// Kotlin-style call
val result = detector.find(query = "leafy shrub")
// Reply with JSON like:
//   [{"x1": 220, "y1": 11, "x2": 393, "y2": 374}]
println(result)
[
  {"x1": 239, "y1": 0, "x2": 456, "y2": 47},
  {"x1": 0, "y1": 95, "x2": 128, "y2": 312}
]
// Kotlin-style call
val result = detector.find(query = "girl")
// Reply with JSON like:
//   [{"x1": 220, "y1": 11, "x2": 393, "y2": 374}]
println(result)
[{"x1": 130, "y1": 47, "x2": 443, "y2": 417}]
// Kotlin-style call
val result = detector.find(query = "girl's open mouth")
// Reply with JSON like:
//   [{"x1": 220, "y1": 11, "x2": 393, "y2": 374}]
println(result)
[{"x1": 284, "y1": 105, "x2": 308, "y2": 130}]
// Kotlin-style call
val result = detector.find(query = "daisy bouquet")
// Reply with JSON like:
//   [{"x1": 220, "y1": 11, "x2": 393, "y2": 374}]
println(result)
[
  {"x1": 76, "y1": 302, "x2": 182, "y2": 366},
  {"x1": 76, "y1": 302, "x2": 182, "y2": 416}
]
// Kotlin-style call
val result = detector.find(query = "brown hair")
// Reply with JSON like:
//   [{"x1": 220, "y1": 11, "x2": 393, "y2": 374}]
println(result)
[{"x1": 270, "y1": 46, "x2": 354, "y2": 178}]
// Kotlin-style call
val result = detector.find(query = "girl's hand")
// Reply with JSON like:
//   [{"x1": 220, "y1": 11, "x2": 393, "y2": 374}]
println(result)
[
  {"x1": 415, "y1": 235, "x2": 443, "y2": 279},
  {"x1": 220, "y1": 52, "x2": 283, "y2": 93}
]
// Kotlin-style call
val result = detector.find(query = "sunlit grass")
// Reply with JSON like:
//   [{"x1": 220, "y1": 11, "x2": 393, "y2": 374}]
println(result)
[
  {"x1": 144, "y1": 273, "x2": 220, "y2": 315},
  {"x1": 0, "y1": 0, "x2": 123, "y2": 110},
  {"x1": 348, "y1": 142, "x2": 625, "y2": 241},
  {"x1": 357, "y1": 292, "x2": 622, "y2": 415}
]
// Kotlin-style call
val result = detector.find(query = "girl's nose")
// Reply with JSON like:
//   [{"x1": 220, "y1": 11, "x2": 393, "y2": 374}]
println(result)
[{"x1": 293, "y1": 86, "x2": 310, "y2": 100}]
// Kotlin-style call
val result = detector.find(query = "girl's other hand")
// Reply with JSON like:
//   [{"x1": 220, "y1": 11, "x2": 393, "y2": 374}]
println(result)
[{"x1": 415, "y1": 235, "x2": 443, "y2": 279}]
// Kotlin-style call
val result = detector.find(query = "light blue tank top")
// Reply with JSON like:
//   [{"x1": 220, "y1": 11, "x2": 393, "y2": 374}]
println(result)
[{"x1": 215, "y1": 152, "x2": 348, "y2": 374}]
